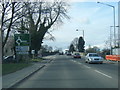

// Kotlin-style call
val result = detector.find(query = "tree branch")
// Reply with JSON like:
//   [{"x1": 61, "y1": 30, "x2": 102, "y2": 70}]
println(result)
[
  {"x1": 36, "y1": 2, "x2": 42, "y2": 27},
  {"x1": 3, "y1": 2, "x2": 15, "y2": 48}
]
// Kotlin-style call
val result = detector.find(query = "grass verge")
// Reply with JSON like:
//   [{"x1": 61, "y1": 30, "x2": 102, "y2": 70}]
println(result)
[
  {"x1": 30, "y1": 58, "x2": 43, "y2": 62},
  {"x1": 2, "y1": 63, "x2": 32, "y2": 75}
]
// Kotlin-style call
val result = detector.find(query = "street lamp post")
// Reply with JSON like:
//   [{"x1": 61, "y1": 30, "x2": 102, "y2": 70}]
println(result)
[
  {"x1": 97, "y1": 2, "x2": 116, "y2": 48},
  {"x1": 76, "y1": 29, "x2": 84, "y2": 39},
  {"x1": 110, "y1": 26, "x2": 112, "y2": 55},
  {"x1": 109, "y1": 26, "x2": 119, "y2": 55}
]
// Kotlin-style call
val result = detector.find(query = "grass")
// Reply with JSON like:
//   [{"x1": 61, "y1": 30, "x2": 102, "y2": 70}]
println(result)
[
  {"x1": 30, "y1": 58, "x2": 43, "y2": 62},
  {"x1": 2, "y1": 63, "x2": 32, "y2": 75},
  {"x1": 2, "y1": 58, "x2": 44, "y2": 75}
]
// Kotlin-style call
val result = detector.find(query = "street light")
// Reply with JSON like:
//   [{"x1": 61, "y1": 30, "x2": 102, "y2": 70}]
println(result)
[
  {"x1": 109, "y1": 26, "x2": 119, "y2": 55},
  {"x1": 97, "y1": 2, "x2": 116, "y2": 47},
  {"x1": 76, "y1": 29, "x2": 84, "y2": 39}
]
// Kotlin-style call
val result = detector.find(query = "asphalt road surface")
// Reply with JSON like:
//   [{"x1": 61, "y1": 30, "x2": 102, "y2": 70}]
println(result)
[{"x1": 14, "y1": 55, "x2": 118, "y2": 88}]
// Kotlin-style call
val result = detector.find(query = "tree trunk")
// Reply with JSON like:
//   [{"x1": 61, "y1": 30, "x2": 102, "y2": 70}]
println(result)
[{"x1": 30, "y1": 26, "x2": 48, "y2": 56}]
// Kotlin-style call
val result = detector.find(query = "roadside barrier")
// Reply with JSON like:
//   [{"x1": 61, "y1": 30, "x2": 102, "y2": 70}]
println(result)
[{"x1": 106, "y1": 55, "x2": 120, "y2": 61}]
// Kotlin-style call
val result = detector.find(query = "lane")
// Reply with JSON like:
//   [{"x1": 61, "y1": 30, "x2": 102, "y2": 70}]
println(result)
[
  {"x1": 14, "y1": 55, "x2": 118, "y2": 88},
  {"x1": 69, "y1": 55, "x2": 118, "y2": 80}
]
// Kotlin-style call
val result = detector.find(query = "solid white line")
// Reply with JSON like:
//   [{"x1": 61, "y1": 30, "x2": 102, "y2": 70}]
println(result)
[{"x1": 94, "y1": 70, "x2": 112, "y2": 79}]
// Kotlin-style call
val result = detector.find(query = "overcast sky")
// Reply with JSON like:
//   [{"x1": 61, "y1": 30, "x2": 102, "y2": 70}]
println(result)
[{"x1": 43, "y1": 0, "x2": 119, "y2": 51}]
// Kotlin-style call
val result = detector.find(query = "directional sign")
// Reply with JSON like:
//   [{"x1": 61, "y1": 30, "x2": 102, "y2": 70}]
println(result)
[
  {"x1": 14, "y1": 34, "x2": 30, "y2": 54},
  {"x1": 14, "y1": 34, "x2": 30, "y2": 46},
  {"x1": 15, "y1": 46, "x2": 29, "y2": 52}
]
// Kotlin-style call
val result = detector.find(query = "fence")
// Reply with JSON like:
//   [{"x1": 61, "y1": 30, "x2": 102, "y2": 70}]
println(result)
[{"x1": 106, "y1": 55, "x2": 120, "y2": 61}]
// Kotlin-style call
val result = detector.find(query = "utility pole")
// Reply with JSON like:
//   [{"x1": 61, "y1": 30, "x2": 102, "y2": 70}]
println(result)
[
  {"x1": 97, "y1": 2, "x2": 116, "y2": 48},
  {"x1": 76, "y1": 29, "x2": 84, "y2": 40}
]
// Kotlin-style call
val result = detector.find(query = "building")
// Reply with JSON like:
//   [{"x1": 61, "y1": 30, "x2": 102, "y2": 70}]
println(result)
[{"x1": 4, "y1": 36, "x2": 14, "y2": 56}]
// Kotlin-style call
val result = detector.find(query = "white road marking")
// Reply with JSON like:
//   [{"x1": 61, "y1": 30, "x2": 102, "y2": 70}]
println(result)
[
  {"x1": 73, "y1": 61, "x2": 76, "y2": 62},
  {"x1": 78, "y1": 63, "x2": 82, "y2": 65},
  {"x1": 71, "y1": 60, "x2": 91, "y2": 69},
  {"x1": 71, "y1": 60, "x2": 112, "y2": 79},
  {"x1": 83, "y1": 65, "x2": 91, "y2": 68},
  {"x1": 94, "y1": 70, "x2": 112, "y2": 79}
]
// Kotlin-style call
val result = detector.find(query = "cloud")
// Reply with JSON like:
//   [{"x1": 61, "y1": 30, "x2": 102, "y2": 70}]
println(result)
[
  {"x1": 79, "y1": 17, "x2": 90, "y2": 24},
  {"x1": 67, "y1": 0, "x2": 119, "y2": 2},
  {"x1": 91, "y1": 43, "x2": 106, "y2": 50},
  {"x1": 94, "y1": 44, "x2": 105, "y2": 49}
]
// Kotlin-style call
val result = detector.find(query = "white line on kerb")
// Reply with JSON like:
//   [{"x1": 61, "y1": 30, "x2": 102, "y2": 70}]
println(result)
[{"x1": 94, "y1": 70, "x2": 112, "y2": 79}]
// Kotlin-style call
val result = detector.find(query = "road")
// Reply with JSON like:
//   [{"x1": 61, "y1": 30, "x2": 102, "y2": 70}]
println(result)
[{"x1": 13, "y1": 55, "x2": 118, "y2": 88}]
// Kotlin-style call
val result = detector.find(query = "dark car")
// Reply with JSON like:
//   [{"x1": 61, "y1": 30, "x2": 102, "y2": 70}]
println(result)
[
  {"x1": 67, "y1": 52, "x2": 71, "y2": 56},
  {"x1": 59, "y1": 52, "x2": 64, "y2": 55}
]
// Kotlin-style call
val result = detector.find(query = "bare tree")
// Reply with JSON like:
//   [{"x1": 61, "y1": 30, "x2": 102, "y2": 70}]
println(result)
[
  {"x1": 1, "y1": 2, "x2": 26, "y2": 48},
  {"x1": 18, "y1": 1, "x2": 70, "y2": 55}
]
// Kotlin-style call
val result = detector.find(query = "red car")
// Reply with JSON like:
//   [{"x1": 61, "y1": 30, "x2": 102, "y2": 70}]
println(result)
[{"x1": 73, "y1": 52, "x2": 81, "y2": 58}]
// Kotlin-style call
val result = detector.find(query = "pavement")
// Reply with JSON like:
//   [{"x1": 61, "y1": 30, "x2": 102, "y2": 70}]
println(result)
[{"x1": 2, "y1": 58, "x2": 53, "y2": 89}]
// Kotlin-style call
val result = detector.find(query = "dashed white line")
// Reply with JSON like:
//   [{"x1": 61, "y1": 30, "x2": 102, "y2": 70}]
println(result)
[
  {"x1": 78, "y1": 63, "x2": 81, "y2": 64},
  {"x1": 83, "y1": 65, "x2": 91, "y2": 68},
  {"x1": 73, "y1": 61, "x2": 76, "y2": 63},
  {"x1": 71, "y1": 60, "x2": 112, "y2": 79},
  {"x1": 94, "y1": 70, "x2": 112, "y2": 79},
  {"x1": 71, "y1": 60, "x2": 91, "y2": 68}
]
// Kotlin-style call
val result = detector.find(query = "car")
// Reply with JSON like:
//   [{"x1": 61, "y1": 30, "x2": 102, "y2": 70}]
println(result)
[
  {"x1": 73, "y1": 52, "x2": 81, "y2": 58},
  {"x1": 3, "y1": 55, "x2": 16, "y2": 63},
  {"x1": 85, "y1": 53, "x2": 103, "y2": 64},
  {"x1": 59, "y1": 52, "x2": 64, "y2": 55},
  {"x1": 66, "y1": 52, "x2": 71, "y2": 56}
]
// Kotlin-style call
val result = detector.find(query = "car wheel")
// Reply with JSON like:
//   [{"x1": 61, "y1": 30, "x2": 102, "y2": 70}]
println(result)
[{"x1": 88, "y1": 62, "x2": 91, "y2": 64}]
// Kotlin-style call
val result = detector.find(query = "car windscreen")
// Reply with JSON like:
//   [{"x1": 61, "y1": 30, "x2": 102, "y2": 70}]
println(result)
[
  {"x1": 75, "y1": 53, "x2": 80, "y2": 55},
  {"x1": 89, "y1": 54, "x2": 99, "y2": 57}
]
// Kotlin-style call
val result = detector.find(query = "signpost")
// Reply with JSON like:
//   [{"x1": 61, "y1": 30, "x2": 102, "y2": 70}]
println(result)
[
  {"x1": 14, "y1": 34, "x2": 30, "y2": 55},
  {"x1": 31, "y1": 50, "x2": 35, "y2": 58}
]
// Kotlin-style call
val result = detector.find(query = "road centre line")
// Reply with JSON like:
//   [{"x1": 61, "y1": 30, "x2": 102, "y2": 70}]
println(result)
[
  {"x1": 94, "y1": 70, "x2": 112, "y2": 79},
  {"x1": 71, "y1": 60, "x2": 91, "y2": 68},
  {"x1": 83, "y1": 65, "x2": 91, "y2": 68},
  {"x1": 78, "y1": 63, "x2": 81, "y2": 64},
  {"x1": 72, "y1": 60, "x2": 76, "y2": 63},
  {"x1": 71, "y1": 60, "x2": 112, "y2": 79}
]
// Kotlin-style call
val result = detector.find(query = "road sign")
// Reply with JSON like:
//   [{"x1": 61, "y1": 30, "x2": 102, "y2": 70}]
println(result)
[
  {"x1": 14, "y1": 34, "x2": 30, "y2": 54},
  {"x1": 14, "y1": 34, "x2": 30, "y2": 46},
  {"x1": 15, "y1": 46, "x2": 29, "y2": 52},
  {"x1": 17, "y1": 52, "x2": 29, "y2": 54}
]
